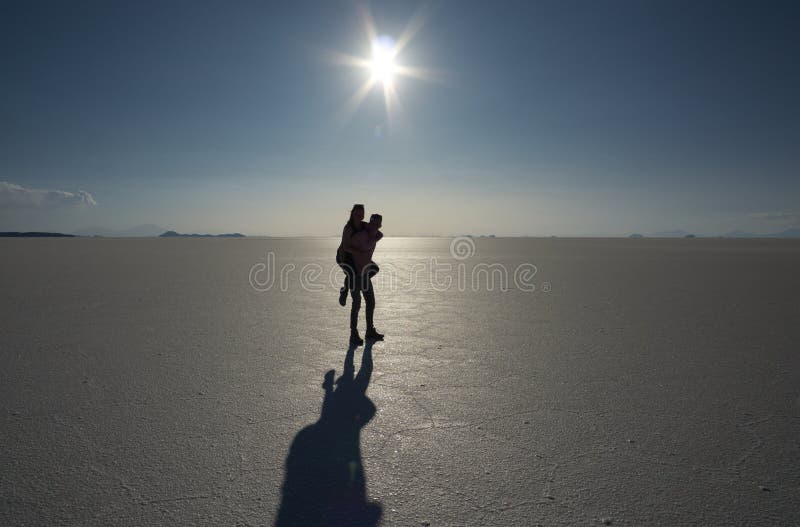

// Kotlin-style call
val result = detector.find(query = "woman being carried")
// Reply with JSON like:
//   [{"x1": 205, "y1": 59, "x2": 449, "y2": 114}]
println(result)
[{"x1": 336, "y1": 205, "x2": 384, "y2": 345}]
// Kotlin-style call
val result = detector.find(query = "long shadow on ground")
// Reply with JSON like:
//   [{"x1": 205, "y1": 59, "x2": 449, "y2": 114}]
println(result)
[{"x1": 274, "y1": 341, "x2": 382, "y2": 527}]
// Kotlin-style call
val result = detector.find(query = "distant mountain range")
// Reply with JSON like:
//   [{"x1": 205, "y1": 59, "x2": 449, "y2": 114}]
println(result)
[
  {"x1": 159, "y1": 231, "x2": 245, "y2": 238},
  {"x1": 2, "y1": 227, "x2": 246, "y2": 238},
  {"x1": 0, "y1": 232, "x2": 76, "y2": 237},
  {"x1": 648, "y1": 230, "x2": 694, "y2": 238},
  {"x1": 5, "y1": 226, "x2": 799, "y2": 239},
  {"x1": 72, "y1": 224, "x2": 166, "y2": 237},
  {"x1": 70, "y1": 225, "x2": 248, "y2": 238}
]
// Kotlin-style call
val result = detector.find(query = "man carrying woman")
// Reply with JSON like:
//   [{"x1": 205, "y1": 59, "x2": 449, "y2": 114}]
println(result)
[{"x1": 336, "y1": 204, "x2": 384, "y2": 346}]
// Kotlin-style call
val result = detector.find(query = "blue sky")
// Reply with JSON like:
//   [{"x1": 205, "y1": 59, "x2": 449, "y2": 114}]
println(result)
[{"x1": 1, "y1": 0, "x2": 798, "y2": 235}]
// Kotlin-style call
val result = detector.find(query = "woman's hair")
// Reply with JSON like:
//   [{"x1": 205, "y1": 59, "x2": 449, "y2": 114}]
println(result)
[{"x1": 347, "y1": 204, "x2": 365, "y2": 230}]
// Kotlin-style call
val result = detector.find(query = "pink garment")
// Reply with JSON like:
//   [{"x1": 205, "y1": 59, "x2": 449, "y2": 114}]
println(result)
[
  {"x1": 336, "y1": 221, "x2": 368, "y2": 262},
  {"x1": 350, "y1": 226, "x2": 383, "y2": 273}
]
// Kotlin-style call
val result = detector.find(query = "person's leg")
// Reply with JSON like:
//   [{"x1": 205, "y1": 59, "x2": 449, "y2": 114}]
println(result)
[
  {"x1": 364, "y1": 276, "x2": 375, "y2": 331},
  {"x1": 362, "y1": 275, "x2": 383, "y2": 340},
  {"x1": 350, "y1": 285, "x2": 361, "y2": 331},
  {"x1": 349, "y1": 272, "x2": 363, "y2": 343},
  {"x1": 339, "y1": 260, "x2": 353, "y2": 306},
  {"x1": 342, "y1": 255, "x2": 354, "y2": 290},
  {"x1": 365, "y1": 261, "x2": 379, "y2": 279}
]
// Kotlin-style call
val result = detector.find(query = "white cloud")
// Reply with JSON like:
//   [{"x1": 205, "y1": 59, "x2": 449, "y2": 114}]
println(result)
[{"x1": 0, "y1": 181, "x2": 97, "y2": 210}]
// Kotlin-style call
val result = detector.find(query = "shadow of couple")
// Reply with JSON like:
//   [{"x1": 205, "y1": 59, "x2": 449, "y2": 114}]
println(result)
[{"x1": 274, "y1": 341, "x2": 382, "y2": 527}]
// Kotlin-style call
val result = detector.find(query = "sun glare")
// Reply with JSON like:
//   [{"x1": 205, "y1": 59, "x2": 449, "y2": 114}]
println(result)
[
  {"x1": 329, "y1": 5, "x2": 438, "y2": 125},
  {"x1": 370, "y1": 38, "x2": 396, "y2": 86}
]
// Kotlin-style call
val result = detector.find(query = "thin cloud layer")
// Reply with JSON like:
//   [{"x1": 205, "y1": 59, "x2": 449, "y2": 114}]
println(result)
[{"x1": 0, "y1": 181, "x2": 97, "y2": 210}]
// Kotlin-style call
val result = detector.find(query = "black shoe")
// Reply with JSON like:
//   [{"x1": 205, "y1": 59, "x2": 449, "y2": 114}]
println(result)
[
  {"x1": 350, "y1": 330, "x2": 364, "y2": 346},
  {"x1": 339, "y1": 287, "x2": 348, "y2": 307},
  {"x1": 365, "y1": 327, "x2": 384, "y2": 341}
]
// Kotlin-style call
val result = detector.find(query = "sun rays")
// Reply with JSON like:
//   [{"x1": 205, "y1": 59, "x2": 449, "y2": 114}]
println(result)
[{"x1": 328, "y1": 4, "x2": 440, "y2": 128}]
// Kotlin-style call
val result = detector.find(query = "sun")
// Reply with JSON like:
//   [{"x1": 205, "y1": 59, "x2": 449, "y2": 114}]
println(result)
[
  {"x1": 369, "y1": 36, "x2": 397, "y2": 86},
  {"x1": 328, "y1": 5, "x2": 440, "y2": 125}
]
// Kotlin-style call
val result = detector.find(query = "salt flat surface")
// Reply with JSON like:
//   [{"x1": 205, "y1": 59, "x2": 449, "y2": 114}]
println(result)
[{"x1": 1, "y1": 237, "x2": 799, "y2": 526}]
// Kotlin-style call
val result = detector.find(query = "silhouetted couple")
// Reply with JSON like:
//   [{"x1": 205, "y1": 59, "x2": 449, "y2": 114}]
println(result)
[
  {"x1": 274, "y1": 342, "x2": 381, "y2": 527},
  {"x1": 336, "y1": 204, "x2": 384, "y2": 346}
]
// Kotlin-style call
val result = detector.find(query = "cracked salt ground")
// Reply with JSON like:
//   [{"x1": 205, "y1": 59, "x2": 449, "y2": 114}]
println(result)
[{"x1": 1, "y1": 237, "x2": 800, "y2": 526}]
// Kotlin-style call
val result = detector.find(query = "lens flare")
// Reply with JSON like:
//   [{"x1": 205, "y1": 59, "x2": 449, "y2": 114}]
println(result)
[{"x1": 327, "y1": 4, "x2": 441, "y2": 127}]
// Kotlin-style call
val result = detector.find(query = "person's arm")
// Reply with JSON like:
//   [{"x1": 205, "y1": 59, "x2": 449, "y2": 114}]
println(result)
[{"x1": 341, "y1": 225, "x2": 352, "y2": 247}]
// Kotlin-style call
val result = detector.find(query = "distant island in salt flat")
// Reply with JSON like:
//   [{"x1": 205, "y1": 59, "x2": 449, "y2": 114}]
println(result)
[
  {"x1": 3, "y1": 229, "x2": 800, "y2": 239},
  {"x1": 0, "y1": 230, "x2": 246, "y2": 238},
  {"x1": 627, "y1": 228, "x2": 800, "y2": 239},
  {"x1": 158, "y1": 231, "x2": 246, "y2": 238}
]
